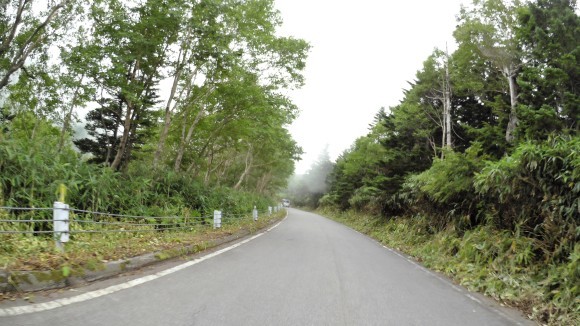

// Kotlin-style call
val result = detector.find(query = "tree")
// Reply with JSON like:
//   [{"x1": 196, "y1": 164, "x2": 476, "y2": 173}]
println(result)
[
  {"x1": 517, "y1": 0, "x2": 580, "y2": 137},
  {"x1": 75, "y1": 0, "x2": 181, "y2": 170},
  {"x1": 455, "y1": 0, "x2": 525, "y2": 143},
  {"x1": 0, "y1": 0, "x2": 74, "y2": 91},
  {"x1": 411, "y1": 49, "x2": 454, "y2": 157},
  {"x1": 286, "y1": 146, "x2": 333, "y2": 208},
  {"x1": 152, "y1": 0, "x2": 309, "y2": 170}
]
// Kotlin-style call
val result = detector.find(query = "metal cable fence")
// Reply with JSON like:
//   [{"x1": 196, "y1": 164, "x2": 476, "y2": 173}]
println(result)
[{"x1": 0, "y1": 204, "x2": 283, "y2": 238}]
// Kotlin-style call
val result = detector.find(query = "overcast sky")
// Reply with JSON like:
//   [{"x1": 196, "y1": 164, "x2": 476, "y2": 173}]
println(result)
[{"x1": 274, "y1": 0, "x2": 469, "y2": 174}]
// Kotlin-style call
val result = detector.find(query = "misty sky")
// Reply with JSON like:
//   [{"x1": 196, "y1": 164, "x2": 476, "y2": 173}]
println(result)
[{"x1": 274, "y1": 0, "x2": 469, "y2": 174}]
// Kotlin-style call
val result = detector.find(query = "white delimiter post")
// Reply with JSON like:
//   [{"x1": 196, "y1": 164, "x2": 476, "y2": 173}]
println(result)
[
  {"x1": 253, "y1": 206, "x2": 258, "y2": 221},
  {"x1": 213, "y1": 210, "x2": 222, "y2": 229},
  {"x1": 268, "y1": 206, "x2": 272, "y2": 215},
  {"x1": 53, "y1": 201, "x2": 70, "y2": 252}
]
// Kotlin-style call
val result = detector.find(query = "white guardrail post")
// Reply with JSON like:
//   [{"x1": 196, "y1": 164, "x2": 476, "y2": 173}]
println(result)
[
  {"x1": 213, "y1": 210, "x2": 222, "y2": 229},
  {"x1": 268, "y1": 206, "x2": 272, "y2": 216},
  {"x1": 253, "y1": 206, "x2": 258, "y2": 221},
  {"x1": 53, "y1": 201, "x2": 70, "y2": 252}
]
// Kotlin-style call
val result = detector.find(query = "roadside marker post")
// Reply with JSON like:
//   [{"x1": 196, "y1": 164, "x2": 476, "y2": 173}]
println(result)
[
  {"x1": 213, "y1": 210, "x2": 222, "y2": 229},
  {"x1": 53, "y1": 201, "x2": 70, "y2": 252}
]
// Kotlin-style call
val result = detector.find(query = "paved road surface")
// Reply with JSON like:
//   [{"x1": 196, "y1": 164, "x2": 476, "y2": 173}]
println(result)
[{"x1": 0, "y1": 209, "x2": 533, "y2": 325}]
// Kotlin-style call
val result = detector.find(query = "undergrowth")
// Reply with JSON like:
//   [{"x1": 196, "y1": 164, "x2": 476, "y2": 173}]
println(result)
[
  {"x1": 0, "y1": 212, "x2": 283, "y2": 273},
  {"x1": 320, "y1": 208, "x2": 579, "y2": 326}
]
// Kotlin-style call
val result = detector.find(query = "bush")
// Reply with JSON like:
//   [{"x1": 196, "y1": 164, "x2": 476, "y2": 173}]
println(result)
[
  {"x1": 474, "y1": 135, "x2": 579, "y2": 262},
  {"x1": 324, "y1": 210, "x2": 579, "y2": 325},
  {"x1": 402, "y1": 144, "x2": 487, "y2": 230},
  {"x1": 0, "y1": 114, "x2": 277, "y2": 230}
]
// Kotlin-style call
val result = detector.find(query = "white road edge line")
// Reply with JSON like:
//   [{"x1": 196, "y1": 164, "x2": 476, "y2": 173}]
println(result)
[
  {"x1": 0, "y1": 215, "x2": 287, "y2": 317},
  {"x1": 380, "y1": 236, "x2": 525, "y2": 325}
]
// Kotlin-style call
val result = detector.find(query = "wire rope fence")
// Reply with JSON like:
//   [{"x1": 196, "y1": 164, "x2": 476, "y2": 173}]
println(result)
[{"x1": 0, "y1": 202, "x2": 285, "y2": 251}]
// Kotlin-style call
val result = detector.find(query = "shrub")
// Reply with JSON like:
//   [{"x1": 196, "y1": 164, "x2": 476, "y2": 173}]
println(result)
[
  {"x1": 0, "y1": 114, "x2": 277, "y2": 230},
  {"x1": 402, "y1": 144, "x2": 487, "y2": 230},
  {"x1": 474, "y1": 135, "x2": 579, "y2": 262}
]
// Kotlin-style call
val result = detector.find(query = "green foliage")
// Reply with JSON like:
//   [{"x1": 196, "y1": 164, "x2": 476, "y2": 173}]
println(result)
[
  {"x1": 517, "y1": 0, "x2": 580, "y2": 136},
  {"x1": 403, "y1": 145, "x2": 488, "y2": 230},
  {"x1": 320, "y1": 3, "x2": 578, "y2": 322},
  {"x1": 324, "y1": 108, "x2": 432, "y2": 214},
  {"x1": 0, "y1": 0, "x2": 76, "y2": 90},
  {"x1": 474, "y1": 135, "x2": 579, "y2": 262},
  {"x1": 0, "y1": 114, "x2": 278, "y2": 230},
  {"x1": 324, "y1": 209, "x2": 579, "y2": 325},
  {"x1": 0, "y1": 114, "x2": 79, "y2": 210},
  {"x1": 1, "y1": 0, "x2": 306, "y2": 208}
]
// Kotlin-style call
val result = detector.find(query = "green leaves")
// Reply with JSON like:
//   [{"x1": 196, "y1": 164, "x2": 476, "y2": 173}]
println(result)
[{"x1": 0, "y1": 0, "x2": 74, "y2": 90}]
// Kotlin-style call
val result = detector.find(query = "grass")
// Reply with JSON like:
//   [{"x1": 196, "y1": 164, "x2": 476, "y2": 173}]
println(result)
[
  {"x1": 0, "y1": 212, "x2": 283, "y2": 273},
  {"x1": 319, "y1": 208, "x2": 579, "y2": 326}
]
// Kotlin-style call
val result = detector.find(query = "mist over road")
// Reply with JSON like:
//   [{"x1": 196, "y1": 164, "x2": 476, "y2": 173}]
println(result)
[{"x1": 1, "y1": 209, "x2": 532, "y2": 325}]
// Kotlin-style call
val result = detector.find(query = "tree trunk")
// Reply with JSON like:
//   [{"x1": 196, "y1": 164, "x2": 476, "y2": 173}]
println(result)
[
  {"x1": 58, "y1": 78, "x2": 84, "y2": 152},
  {"x1": 234, "y1": 148, "x2": 253, "y2": 190},
  {"x1": 216, "y1": 157, "x2": 233, "y2": 187},
  {"x1": 174, "y1": 108, "x2": 205, "y2": 172},
  {"x1": 203, "y1": 153, "x2": 214, "y2": 186},
  {"x1": 257, "y1": 171, "x2": 272, "y2": 194},
  {"x1": 442, "y1": 47, "x2": 452, "y2": 156},
  {"x1": 153, "y1": 49, "x2": 188, "y2": 168},
  {"x1": 110, "y1": 100, "x2": 134, "y2": 170},
  {"x1": 505, "y1": 70, "x2": 519, "y2": 143},
  {"x1": 103, "y1": 100, "x2": 120, "y2": 166},
  {"x1": 153, "y1": 74, "x2": 180, "y2": 168}
]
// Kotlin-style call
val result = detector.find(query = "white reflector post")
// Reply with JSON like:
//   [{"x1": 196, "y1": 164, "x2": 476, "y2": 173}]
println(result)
[
  {"x1": 53, "y1": 202, "x2": 70, "y2": 252},
  {"x1": 214, "y1": 210, "x2": 222, "y2": 229}
]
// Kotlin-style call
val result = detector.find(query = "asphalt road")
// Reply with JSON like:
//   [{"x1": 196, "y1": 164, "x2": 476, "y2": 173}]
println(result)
[{"x1": 1, "y1": 208, "x2": 533, "y2": 325}]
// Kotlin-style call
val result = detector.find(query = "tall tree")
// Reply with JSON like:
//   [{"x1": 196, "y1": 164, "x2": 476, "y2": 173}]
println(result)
[
  {"x1": 152, "y1": 0, "x2": 309, "y2": 170},
  {"x1": 517, "y1": 0, "x2": 580, "y2": 137},
  {"x1": 0, "y1": 0, "x2": 74, "y2": 91},
  {"x1": 76, "y1": 0, "x2": 181, "y2": 170},
  {"x1": 455, "y1": 0, "x2": 525, "y2": 143},
  {"x1": 412, "y1": 49, "x2": 455, "y2": 157}
]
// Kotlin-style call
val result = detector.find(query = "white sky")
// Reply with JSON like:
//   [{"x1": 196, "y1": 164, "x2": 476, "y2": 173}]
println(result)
[{"x1": 274, "y1": 0, "x2": 469, "y2": 174}]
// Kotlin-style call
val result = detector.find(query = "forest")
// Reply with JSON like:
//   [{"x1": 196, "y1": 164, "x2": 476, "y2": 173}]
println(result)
[
  {"x1": 290, "y1": 0, "x2": 578, "y2": 324},
  {"x1": 0, "y1": 0, "x2": 309, "y2": 216},
  {"x1": 1, "y1": 0, "x2": 578, "y2": 323}
]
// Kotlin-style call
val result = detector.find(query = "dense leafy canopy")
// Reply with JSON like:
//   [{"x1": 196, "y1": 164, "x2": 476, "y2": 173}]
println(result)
[
  {"x1": 1, "y1": 0, "x2": 309, "y2": 216},
  {"x1": 305, "y1": 2, "x2": 578, "y2": 322},
  {"x1": 316, "y1": 0, "x2": 578, "y2": 264}
]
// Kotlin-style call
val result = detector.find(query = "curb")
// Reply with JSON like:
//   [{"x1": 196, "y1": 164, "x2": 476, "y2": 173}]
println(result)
[{"x1": 0, "y1": 216, "x2": 284, "y2": 294}]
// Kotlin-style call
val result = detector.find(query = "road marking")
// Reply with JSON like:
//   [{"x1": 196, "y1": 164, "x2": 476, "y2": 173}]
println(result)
[
  {"x1": 378, "y1": 237, "x2": 528, "y2": 325},
  {"x1": 466, "y1": 294, "x2": 482, "y2": 304},
  {"x1": 0, "y1": 217, "x2": 286, "y2": 317},
  {"x1": 372, "y1": 232, "x2": 528, "y2": 325}
]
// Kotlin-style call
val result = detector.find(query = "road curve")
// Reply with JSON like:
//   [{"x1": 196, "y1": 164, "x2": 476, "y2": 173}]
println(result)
[{"x1": 1, "y1": 209, "x2": 533, "y2": 325}]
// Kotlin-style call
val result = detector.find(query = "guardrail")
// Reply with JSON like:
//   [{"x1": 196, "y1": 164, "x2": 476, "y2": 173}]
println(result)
[{"x1": 0, "y1": 203, "x2": 284, "y2": 251}]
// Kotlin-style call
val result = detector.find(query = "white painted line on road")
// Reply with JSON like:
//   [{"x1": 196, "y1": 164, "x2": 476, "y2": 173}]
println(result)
[
  {"x1": 0, "y1": 217, "x2": 286, "y2": 317},
  {"x1": 466, "y1": 294, "x2": 482, "y2": 304},
  {"x1": 325, "y1": 214, "x2": 530, "y2": 325},
  {"x1": 378, "y1": 239, "x2": 527, "y2": 326}
]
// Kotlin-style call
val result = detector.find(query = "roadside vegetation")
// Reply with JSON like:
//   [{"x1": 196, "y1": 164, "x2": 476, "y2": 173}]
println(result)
[
  {"x1": 1, "y1": 0, "x2": 306, "y2": 286},
  {"x1": 288, "y1": 1, "x2": 579, "y2": 325},
  {"x1": 322, "y1": 209, "x2": 578, "y2": 325},
  {"x1": 0, "y1": 211, "x2": 283, "y2": 272}
]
